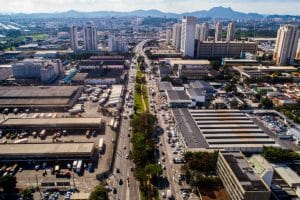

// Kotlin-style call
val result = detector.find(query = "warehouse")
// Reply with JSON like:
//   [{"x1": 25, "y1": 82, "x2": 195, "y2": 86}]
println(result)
[
  {"x1": 0, "y1": 143, "x2": 95, "y2": 162},
  {"x1": 0, "y1": 117, "x2": 104, "y2": 130},
  {"x1": 172, "y1": 109, "x2": 277, "y2": 152},
  {"x1": 0, "y1": 86, "x2": 82, "y2": 111}
]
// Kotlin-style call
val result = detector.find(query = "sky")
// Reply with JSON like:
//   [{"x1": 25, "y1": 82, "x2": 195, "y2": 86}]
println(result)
[{"x1": 0, "y1": 0, "x2": 299, "y2": 15}]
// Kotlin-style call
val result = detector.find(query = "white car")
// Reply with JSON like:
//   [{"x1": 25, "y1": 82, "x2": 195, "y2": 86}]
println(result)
[
  {"x1": 125, "y1": 154, "x2": 129, "y2": 159},
  {"x1": 123, "y1": 144, "x2": 126, "y2": 149}
]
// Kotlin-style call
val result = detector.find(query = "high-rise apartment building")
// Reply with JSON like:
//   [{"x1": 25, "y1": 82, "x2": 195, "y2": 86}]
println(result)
[
  {"x1": 215, "y1": 22, "x2": 222, "y2": 41},
  {"x1": 84, "y1": 23, "x2": 97, "y2": 51},
  {"x1": 166, "y1": 29, "x2": 172, "y2": 44},
  {"x1": 195, "y1": 23, "x2": 209, "y2": 42},
  {"x1": 108, "y1": 35, "x2": 128, "y2": 53},
  {"x1": 195, "y1": 24, "x2": 202, "y2": 40},
  {"x1": 108, "y1": 35, "x2": 115, "y2": 52},
  {"x1": 172, "y1": 23, "x2": 182, "y2": 50},
  {"x1": 295, "y1": 38, "x2": 300, "y2": 61},
  {"x1": 181, "y1": 16, "x2": 197, "y2": 58},
  {"x1": 70, "y1": 25, "x2": 78, "y2": 51},
  {"x1": 273, "y1": 25, "x2": 300, "y2": 65},
  {"x1": 199, "y1": 23, "x2": 209, "y2": 42},
  {"x1": 226, "y1": 22, "x2": 235, "y2": 42}
]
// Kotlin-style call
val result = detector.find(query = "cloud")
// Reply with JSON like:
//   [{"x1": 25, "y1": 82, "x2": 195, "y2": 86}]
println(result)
[{"x1": 0, "y1": 0, "x2": 299, "y2": 15}]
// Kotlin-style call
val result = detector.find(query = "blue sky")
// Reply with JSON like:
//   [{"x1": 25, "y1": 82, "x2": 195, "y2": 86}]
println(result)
[{"x1": 0, "y1": 0, "x2": 299, "y2": 15}]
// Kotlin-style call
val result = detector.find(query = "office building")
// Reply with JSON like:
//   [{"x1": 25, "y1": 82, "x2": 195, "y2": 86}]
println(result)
[
  {"x1": 181, "y1": 16, "x2": 197, "y2": 58},
  {"x1": 273, "y1": 25, "x2": 300, "y2": 65},
  {"x1": 172, "y1": 23, "x2": 182, "y2": 50},
  {"x1": 166, "y1": 29, "x2": 172, "y2": 44},
  {"x1": 226, "y1": 22, "x2": 235, "y2": 42},
  {"x1": 83, "y1": 23, "x2": 97, "y2": 51},
  {"x1": 12, "y1": 58, "x2": 63, "y2": 83},
  {"x1": 217, "y1": 151, "x2": 271, "y2": 200},
  {"x1": 215, "y1": 22, "x2": 222, "y2": 41},
  {"x1": 70, "y1": 25, "x2": 78, "y2": 51},
  {"x1": 196, "y1": 41, "x2": 258, "y2": 59}
]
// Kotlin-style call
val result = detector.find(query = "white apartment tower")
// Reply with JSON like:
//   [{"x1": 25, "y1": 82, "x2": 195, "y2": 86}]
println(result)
[
  {"x1": 295, "y1": 38, "x2": 300, "y2": 61},
  {"x1": 181, "y1": 16, "x2": 197, "y2": 58},
  {"x1": 108, "y1": 35, "x2": 115, "y2": 52},
  {"x1": 195, "y1": 24, "x2": 202, "y2": 40},
  {"x1": 226, "y1": 22, "x2": 235, "y2": 42},
  {"x1": 70, "y1": 25, "x2": 78, "y2": 51},
  {"x1": 215, "y1": 22, "x2": 222, "y2": 41},
  {"x1": 172, "y1": 23, "x2": 182, "y2": 50},
  {"x1": 273, "y1": 25, "x2": 300, "y2": 65},
  {"x1": 200, "y1": 23, "x2": 209, "y2": 42},
  {"x1": 84, "y1": 23, "x2": 97, "y2": 51},
  {"x1": 166, "y1": 29, "x2": 172, "y2": 44}
]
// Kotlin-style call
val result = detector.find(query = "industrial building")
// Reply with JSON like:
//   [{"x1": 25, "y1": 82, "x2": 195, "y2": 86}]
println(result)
[
  {"x1": 0, "y1": 117, "x2": 104, "y2": 130},
  {"x1": 233, "y1": 65, "x2": 299, "y2": 79},
  {"x1": 12, "y1": 58, "x2": 64, "y2": 83},
  {"x1": 172, "y1": 109, "x2": 276, "y2": 152},
  {"x1": 217, "y1": 151, "x2": 271, "y2": 200},
  {"x1": 0, "y1": 86, "x2": 82, "y2": 111},
  {"x1": 78, "y1": 56, "x2": 125, "y2": 84},
  {"x1": 0, "y1": 143, "x2": 95, "y2": 162},
  {"x1": 196, "y1": 41, "x2": 258, "y2": 59},
  {"x1": 168, "y1": 59, "x2": 215, "y2": 79}
]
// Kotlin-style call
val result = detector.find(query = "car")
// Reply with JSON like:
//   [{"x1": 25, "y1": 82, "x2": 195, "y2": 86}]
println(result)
[
  {"x1": 123, "y1": 144, "x2": 126, "y2": 149},
  {"x1": 162, "y1": 192, "x2": 166, "y2": 198},
  {"x1": 116, "y1": 168, "x2": 120, "y2": 173},
  {"x1": 35, "y1": 164, "x2": 40, "y2": 171},
  {"x1": 125, "y1": 154, "x2": 129, "y2": 159},
  {"x1": 119, "y1": 179, "x2": 123, "y2": 185},
  {"x1": 162, "y1": 165, "x2": 166, "y2": 170}
]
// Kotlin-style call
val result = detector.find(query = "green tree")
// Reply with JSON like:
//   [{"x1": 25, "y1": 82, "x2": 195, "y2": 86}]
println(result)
[
  {"x1": 89, "y1": 185, "x2": 108, "y2": 200},
  {"x1": 0, "y1": 175, "x2": 17, "y2": 192},
  {"x1": 145, "y1": 164, "x2": 162, "y2": 179},
  {"x1": 260, "y1": 97, "x2": 274, "y2": 109},
  {"x1": 20, "y1": 187, "x2": 34, "y2": 200}
]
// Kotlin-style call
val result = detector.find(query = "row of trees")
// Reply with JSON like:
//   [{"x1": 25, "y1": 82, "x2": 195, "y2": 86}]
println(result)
[
  {"x1": 132, "y1": 57, "x2": 161, "y2": 199},
  {"x1": 131, "y1": 113, "x2": 162, "y2": 193},
  {"x1": 262, "y1": 146, "x2": 300, "y2": 162}
]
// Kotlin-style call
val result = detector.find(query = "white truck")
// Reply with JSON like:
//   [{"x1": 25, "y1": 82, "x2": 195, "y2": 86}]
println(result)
[
  {"x1": 166, "y1": 189, "x2": 172, "y2": 199},
  {"x1": 98, "y1": 138, "x2": 104, "y2": 153}
]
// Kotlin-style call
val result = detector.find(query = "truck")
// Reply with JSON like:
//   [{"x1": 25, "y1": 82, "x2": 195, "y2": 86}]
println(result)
[
  {"x1": 76, "y1": 160, "x2": 83, "y2": 174},
  {"x1": 39, "y1": 129, "x2": 46, "y2": 139},
  {"x1": 72, "y1": 160, "x2": 78, "y2": 171},
  {"x1": 14, "y1": 138, "x2": 28, "y2": 144},
  {"x1": 98, "y1": 138, "x2": 104, "y2": 153}
]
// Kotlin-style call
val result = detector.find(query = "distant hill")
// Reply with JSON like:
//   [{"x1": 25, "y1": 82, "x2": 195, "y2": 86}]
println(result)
[{"x1": 2, "y1": 6, "x2": 298, "y2": 19}]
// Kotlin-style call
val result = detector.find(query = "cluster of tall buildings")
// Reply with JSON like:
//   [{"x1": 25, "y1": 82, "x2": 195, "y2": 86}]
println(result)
[
  {"x1": 171, "y1": 17, "x2": 256, "y2": 58},
  {"x1": 273, "y1": 25, "x2": 300, "y2": 65},
  {"x1": 108, "y1": 35, "x2": 129, "y2": 53},
  {"x1": 70, "y1": 23, "x2": 98, "y2": 52}
]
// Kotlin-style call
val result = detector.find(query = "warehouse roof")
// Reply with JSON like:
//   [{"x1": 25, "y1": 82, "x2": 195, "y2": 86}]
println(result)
[
  {"x1": 166, "y1": 90, "x2": 191, "y2": 101},
  {"x1": 0, "y1": 118, "x2": 102, "y2": 128},
  {"x1": 0, "y1": 86, "x2": 79, "y2": 98},
  {"x1": 0, "y1": 143, "x2": 95, "y2": 157},
  {"x1": 170, "y1": 59, "x2": 210, "y2": 65}
]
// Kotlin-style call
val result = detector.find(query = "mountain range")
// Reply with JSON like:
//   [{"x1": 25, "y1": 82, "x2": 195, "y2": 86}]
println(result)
[{"x1": 1, "y1": 7, "x2": 299, "y2": 20}]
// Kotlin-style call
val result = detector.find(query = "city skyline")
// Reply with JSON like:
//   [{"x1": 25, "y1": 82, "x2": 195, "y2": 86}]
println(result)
[{"x1": 0, "y1": 0, "x2": 300, "y2": 15}]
